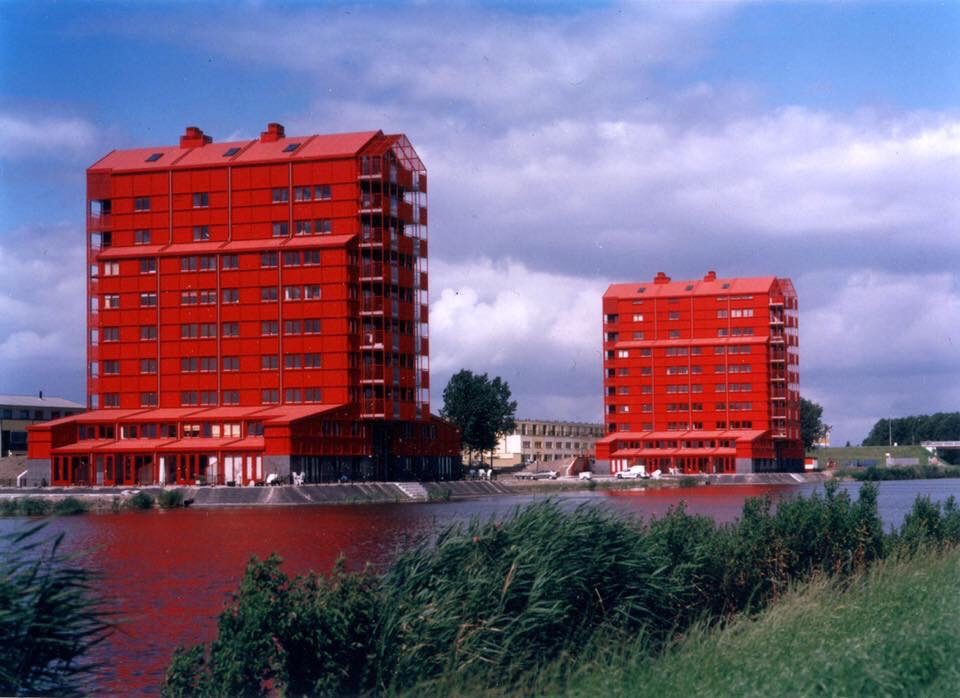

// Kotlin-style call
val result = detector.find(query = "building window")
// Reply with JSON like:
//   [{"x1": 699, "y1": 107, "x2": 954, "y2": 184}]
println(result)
[
  {"x1": 315, "y1": 184, "x2": 331, "y2": 200},
  {"x1": 192, "y1": 192, "x2": 209, "y2": 208},
  {"x1": 303, "y1": 319, "x2": 321, "y2": 334},
  {"x1": 717, "y1": 310, "x2": 728, "y2": 319},
  {"x1": 271, "y1": 188, "x2": 288, "y2": 203},
  {"x1": 103, "y1": 261, "x2": 119, "y2": 276},
  {"x1": 283, "y1": 143, "x2": 301, "y2": 153},
  {"x1": 304, "y1": 353, "x2": 322, "y2": 368},
  {"x1": 632, "y1": 314, "x2": 644, "y2": 322},
  {"x1": 222, "y1": 391, "x2": 240, "y2": 405},
  {"x1": 200, "y1": 391, "x2": 217, "y2": 406},
  {"x1": 261, "y1": 321, "x2": 278, "y2": 336},
  {"x1": 668, "y1": 330, "x2": 680, "y2": 339},
  {"x1": 222, "y1": 288, "x2": 239, "y2": 304},
  {"x1": 222, "y1": 322, "x2": 240, "y2": 337},
  {"x1": 314, "y1": 219, "x2": 332, "y2": 235},
  {"x1": 668, "y1": 311, "x2": 680, "y2": 320},
  {"x1": 284, "y1": 354, "x2": 302, "y2": 369},
  {"x1": 261, "y1": 287, "x2": 278, "y2": 302},
  {"x1": 283, "y1": 319, "x2": 301, "y2": 335},
  {"x1": 181, "y1": 256, "x2": 197, "y2": 272},
  {"x1": 304, "y1": 285, "x2": 321, "y2": 300},
  {"x1": 103, "y1": 294, "x2": 120, "y2": 309},
  {"x1": 180, "y1": 391, "x2": 198, "y2": 406},
  {"x1": 140, "y1": 392, "x2": 158, "y2": 407},
  {"x1": 260, "y1": 252, "x2": 278, "y2": 268},
  {"x1": 304, "y1": 388, "x2": 322, "y2": 403},
  {"x1": 284, "y1": 388, "x2": 302, "y2": 403},
  {"x1": 261, "y1": 355, "x2": 278, "y2": 370},
  {"x1": 103, "y1": 360, "x2": 120, "y2": 375},
  {"x1": 282, "y1": 251, "x2": 301, "y2": 267},
  {"x1": 199, "y1": 289, "x2": 216, "y2": 305},
  {"x1": 134, "y1": 229, "x2": 151, "y2": 245},
  {"x1": 199, "y1": 255, "x2": 215, "y2": 271},
  {"x1": 295, "y1": 220, "x2": 311, "y2": 236},
  {"x1": 140, "y1": 358, "x2": 157, "y2": 374},
  {"x1": 139, "y1": 325, "x2": 156, "y2": 340},
  {"x1": 193, "y1": 225, "x2": 210, "y2": 241},
  {"x1": 134, "y1": 197, "x2": 151, "y2": 211},
  {"x1": 200, "y1": 323, "x2": 216, "y2": 338},
  {"x1": 223, "y1": 147, "x2": 241, "y2": 157},
  {"x1": 222, "y1": 254, "x2": 239, "y2": 270},
  {"x1": 181, "y1": 324, "x2": 198, "y2": 339},
  {"x1": 103, "y1": 393, "x2": 120, "y2": 408},
  {"x1": 139, "y1": 258, "x2": 156, "y2": 274},
  {"x1": 181, "y1": 290, "x2": 198, "y2": 305},
  {"x1": 303, "y1": 250, "x2": 320, "y2": 265},
  {"x1": 294, "y1": 187, "x2": 312, "y2": 201},
  {"x1": 284, "y1": 286, "x2": 301, "y2": 301},
  {"x1": 272, "y1": 222, "x2": 289, "y2": 237},
  {"x1": 261, "y1": 389, "x2": 279, "y2": 404},
  {"x1": 181, "y1": 357, "x2": 198, "y2": 373},
  {"x1": 223, "y1": 356, "x2": 240, "y2": 371}
]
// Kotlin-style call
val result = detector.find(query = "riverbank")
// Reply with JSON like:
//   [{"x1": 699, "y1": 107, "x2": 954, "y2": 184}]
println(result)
[{"x1": 0, "y1": 472, "x2": 833, "y2": 513}]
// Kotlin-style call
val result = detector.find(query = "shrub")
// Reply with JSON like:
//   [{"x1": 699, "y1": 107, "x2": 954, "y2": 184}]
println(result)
[
  {"x1": 18, "y1": 498, "x2": 52, "y2": 517},
  {"x1": 157, "y1": 490, "x2": 185, "y2": 509},
  {"x1": 53, "y1": 497, "x2": 89, "y2": 516},
  {"x1": 0, "y1": 523, "x2": 112, "y2": 695},
  {"x1": 127, "y1": 492, "x2": 154, "y2": 510},
  {"x1": 0, "y1": 499, "x2": 17, "y2": 517}
]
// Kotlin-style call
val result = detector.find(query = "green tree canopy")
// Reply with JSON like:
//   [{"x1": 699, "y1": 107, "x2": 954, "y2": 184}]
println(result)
[
  {"x1": 863, "y1": 412, "x2": 960, "y2": 446},
  {"x1": 440, "y1": 370, "x2": 518, "y2": 457},
  {"x1": 800, "y1": 397, "x2": 829, "y2": 451}
]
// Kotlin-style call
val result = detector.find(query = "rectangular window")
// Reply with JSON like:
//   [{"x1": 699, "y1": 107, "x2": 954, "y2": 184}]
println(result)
[
  {"x1": 181, "y1": 324, "x2": 198, "y2": 339},
  {"x1": 304, "y1": 285, "x2": 321, "y2": 300},
  {"x1": 200, "y1": 391, "x2": 217, "y2": 406},
  {"x1": 103, "y1": 360, "x2": 120, "y2": 375},
  {"x1": 717, "y1": 310, "x2": 728, "y2": 319},
  {"x1": 294, "y1": 187, "x2": 312, "y2": 201},
  {"x1": 304, "y1": 353, "x2": 322, "y2": 368},
  {"x1": 303, "y1": 319, "x2": 321, "y2": 334},
  {"x1": 284, "y1": 286, "x2": 301, "y2": 301},
  {"x1": 668, "y1": 311, "x2": 680, "y2": 320},
  {"x1": 632, "y1": 331, "x2": 644, "y2": 340},
  {"x1": 103, "y1": 393, "x2": 120, "y2": 408},
  {"x1": 314, "y1": 219, "x2": 332, "y2": 235},
  {"x1": 717, "y1": 328, "x2": 728, "y2": 337},
  {"x1": 181, "y1": 256, "x2": 197, "y2": 272},
  {"x1": 261, "y1": 321, "x2": 278, "y2": 336},
  {"x1": 139, "y1": 292, "x2": 157, "y2": 307},
  {"x1": 140, "y1": 392, "x2": 158, "y2": 407},
  {"x1": 181, "y1": 290, "x2": 198, "y2": 305},
  {"x1": 260, "y1": 252, "x2": 278, "y2": 268},
  {"x1": 272, "y1": 222, "x2": 289, "y2": 237},
  {"x1": 283, "y1": 319, "x2": 301, "y2": 335},
  {"x1": 222, "y1": 322, "x2": 240, "y2": 337},
  {"x1": 222, "y1": 254, "x2": 239, "y2": 270},
  {"x1": 616, "y1": 349, "x2": 629, "y2": 358},
  {"x1": 199, "y1": 289, "x2": 216, "y2": 305},
  {"x1": 284, "y1": 354, "x2": 302, "y2": 369},
  {"x1": 668, "y1": 330, "x2": 680, "y2": 339},
  {"x1": 315, "y1": 184, "x2": 331, "y2": 200},
  {"x1": 181, "y1": 357, "x2": 198, "y2": 373},
  {"x1": 192, "y1": 192, "x2": 209, "y2": 208},
  {"x1": 134, "y1": 197, "x2": 151, "y2": 211},
  {"x1": 222, "y1": 391, "x2": 240, "y2": 405},
  {"x1": 222, "y1": 288, "x2": 239, "y2": 304},
  {"x1": 303, "y1": 250, "x2": 320, "y2": 265},
  {"x1": 135, "y1": 229, "x2": 151, "y2": 245},
  {"x1": 140, "y1": 358, "x2": 157, "y2": 374},
  {"x1": 261, "y1": 287, "x2": 278, "y2": 302},
  {"x1": 180, "y1": 391, "x2": 198, "y2": 406},
  {"x1": 193, "y1": 225, "x2": 210, "y2": 241},
  {"x1": 223, "y1": 147, "x2": 241, "y2": 157},
  {"x1": 199, "y1": 256, "x2": 216, "y2": 271},
  {"x1": 632, "y1": 314, "x2": 644, "y2": 322},
  {"x1": 102, "y1": 261, "x2": 119, "y2": 276},
  {"x1": 261, "y1": 355, "x2": 278, "y2": 370},
  {"x1": 104, "y1": 294, "x2": 120, "y2": 309},
  {"x1": 284, "y1": 388, "x2": 302, "y2": 403},
  {"x1": 223, "y1": 356, "x2": 240, "y2": 371},
  {"x1": 139, "y1": 325, "x2": 155, "y2": 340},
  {"x1": 199, "y1": 323, "x2": 217, "y2": 338},
  {"x1": 295, "y1": 220, "x2": 311, "y2": 236},
  {"x1": 139, "y1": 258, "x2": 156, "y2": 274},
  {"x1": 261, "y1": 389, "x2": 279, "y2": 404},
  {"x1": 272, "y1": 188, "x2": 288, "y2": 203},
  {"x1": 283, "y1": 251, "x2": 301, "y2": 267}
]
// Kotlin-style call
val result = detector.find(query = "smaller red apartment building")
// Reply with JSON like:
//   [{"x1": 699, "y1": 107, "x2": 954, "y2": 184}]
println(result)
[
  {"x1": 28, "y1": 124, "x2": 460, "y2": 486},
  {"x1": 596, "y1": 272, "x2": 803, "y2": 474}
]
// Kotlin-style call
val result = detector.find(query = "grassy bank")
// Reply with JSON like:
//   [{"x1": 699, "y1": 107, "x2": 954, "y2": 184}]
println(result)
[
  {"x1": 557, "y1": 548, "x2": 960, "y2": 697},
  {"x1": 835, "y1": 464, "x2": 960, "y2": 481},
  {"x1": 161, "y1": 483, "x2": 960, "y2": 696}
]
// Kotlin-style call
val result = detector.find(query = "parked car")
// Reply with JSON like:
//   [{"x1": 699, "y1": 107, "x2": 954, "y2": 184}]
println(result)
[
  {"x1": 578, "y1": 471, "x2": 593, "y2": 481},
  {"x1": 516, "y1": 470, "x2": 558, "y2": 480},
  {"x1": 615, "y1": 465, "x2": 649, "y2": 480}
]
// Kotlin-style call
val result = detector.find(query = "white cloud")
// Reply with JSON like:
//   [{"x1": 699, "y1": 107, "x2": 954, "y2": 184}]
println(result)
[{"x1": 0, "y1": 111, "x2": 97, "y2": 161}]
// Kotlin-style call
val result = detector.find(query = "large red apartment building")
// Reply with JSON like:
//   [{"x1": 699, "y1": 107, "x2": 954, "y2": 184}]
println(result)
[
  {"x1": 28, "y1": 124, "x2": 460, "y2": 485},
  {"x1": 596, "y1": 271, "x2": 803, "y2": 474}
]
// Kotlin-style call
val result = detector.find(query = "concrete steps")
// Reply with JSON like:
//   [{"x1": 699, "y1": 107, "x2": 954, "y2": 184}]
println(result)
[{"x1": 394, "y1": 482, "x2": 429, "y2": 501}]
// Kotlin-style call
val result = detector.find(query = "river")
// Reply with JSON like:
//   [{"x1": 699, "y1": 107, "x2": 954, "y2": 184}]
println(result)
[{"x1": 3, "y1": 479, "x2": 958, "y2": 694}]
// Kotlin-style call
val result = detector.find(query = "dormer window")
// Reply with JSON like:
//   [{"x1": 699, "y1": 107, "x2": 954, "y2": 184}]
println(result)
[
  {"x1": 145, "y1": 152, "x2": 163, "y2": 162},
  {"x1": 283, "y1": 143, "x2": 301, "y2": 153}
]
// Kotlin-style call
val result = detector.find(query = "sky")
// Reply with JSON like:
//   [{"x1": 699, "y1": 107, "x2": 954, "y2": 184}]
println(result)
[{"x1": 0, "y1": 0, "x2": 958, "y2": 446}]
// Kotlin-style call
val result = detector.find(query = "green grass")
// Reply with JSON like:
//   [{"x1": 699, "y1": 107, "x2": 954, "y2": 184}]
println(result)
[
  {"x1": 559, "y1": 548, "x2": 960, "y2": 697},
  {"x1": 810, "y1": 444, "x2": 931, "y2": 467}
]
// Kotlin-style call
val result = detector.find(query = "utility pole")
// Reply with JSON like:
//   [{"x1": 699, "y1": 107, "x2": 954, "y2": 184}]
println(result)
[{"x1": 888, "y1": 419, "x2": 892, "y2": 447}]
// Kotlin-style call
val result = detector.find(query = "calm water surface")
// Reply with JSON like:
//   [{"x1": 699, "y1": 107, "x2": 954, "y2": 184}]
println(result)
[{"x1": 3, "y1": 479, "x2": 958, "y2": 694}]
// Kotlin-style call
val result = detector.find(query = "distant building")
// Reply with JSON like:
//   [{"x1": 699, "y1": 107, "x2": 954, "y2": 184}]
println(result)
[
  {"x1": 596, "y1": 271, "x2": 803, "y2": 474},
  {"x1": 1, "y1": 394, "x2": 84, "y2": 456},
  {"x1": 495, "y1": 419, "x2": 605, "y2": 464},
  {"x1": 28, "y1": 123, "x2": 460, "y2": 486}
]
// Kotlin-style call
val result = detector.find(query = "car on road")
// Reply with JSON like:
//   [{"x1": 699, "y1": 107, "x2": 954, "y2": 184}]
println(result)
[
  {"x1": 515, "y1": 470, "x2": 558, "y2": 480},
  {"x1": 615, "y1": 465, "x2": 649, "y2": 480}
]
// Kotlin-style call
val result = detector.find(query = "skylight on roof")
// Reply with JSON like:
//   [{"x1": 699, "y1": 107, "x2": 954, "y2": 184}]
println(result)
[
  {"x1": 223, "y1": 147, "x2": 241, "y2": 157},
  {"x1": 637, "y1": 287, "x2": 646, "y2": 293},
  {"x1": 722, "y1": 283, "x2": 731, "y2": 289},
  {"x1": 145, "y1": 152, "x2": 163, "y2": 162},
  {"x1": 283, "y1": 143, "x2": 301, "y2": 152},
  {"x1": 685, "y1": 285, "x2": 694, "y2": 291}
]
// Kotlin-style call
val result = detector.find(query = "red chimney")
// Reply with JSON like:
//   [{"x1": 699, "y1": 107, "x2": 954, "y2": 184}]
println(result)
[
  {"x1": 180, "y1": 126, "x2": 212, "y2": 148},
  {"x1": 260, "y1": 122, "x2": 286, "y2": 143},
  {"x1": 704, "y1": 270, "x2": 717, "y2": 282},
  {"x1": 653, "y1": 271, "x2": 671, "y2": 285}
]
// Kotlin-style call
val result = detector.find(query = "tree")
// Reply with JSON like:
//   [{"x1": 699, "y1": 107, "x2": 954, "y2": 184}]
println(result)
[
  {"x1": 799, "y1": 397, "x2": 829, "y2": 451},
  {"x1": 440, "y1": 370, "x2": 517, "y2": 461}
]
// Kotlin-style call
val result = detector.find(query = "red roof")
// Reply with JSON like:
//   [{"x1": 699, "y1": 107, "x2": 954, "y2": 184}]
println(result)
[{"x1": 605, "y1": 275, "x2": 778, "y2": 300}]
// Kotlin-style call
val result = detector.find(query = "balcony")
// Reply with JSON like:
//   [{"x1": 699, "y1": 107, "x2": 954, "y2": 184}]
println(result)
[
  {"x1": 360, "y1": 262, "x2": 384, "y2": 280},
  {"x1": 360, "y1": 366, "x2": 385, "y2": 383},
  {"x1": 361, "y1": 330, "x2": 384, "y2": 348},
  {"x1": 360, "y1": 297, "x2": 384, "y2": 315},
  {"x1": 360, "y1": 193, "x2": 383, "y2": 212}
]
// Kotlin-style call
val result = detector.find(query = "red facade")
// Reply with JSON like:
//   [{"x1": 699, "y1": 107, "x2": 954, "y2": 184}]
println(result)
[
  {"x1": 597, "y1": 271, "x2": 803, "y2": 474},
  {"x1": 29, "y1": 124, "x2": 460, "y2": 485}
]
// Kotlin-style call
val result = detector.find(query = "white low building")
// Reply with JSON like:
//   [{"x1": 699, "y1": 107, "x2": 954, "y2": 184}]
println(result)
[{"x1": 496, "y1": 419, "x2": 605, "y2": 464}]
